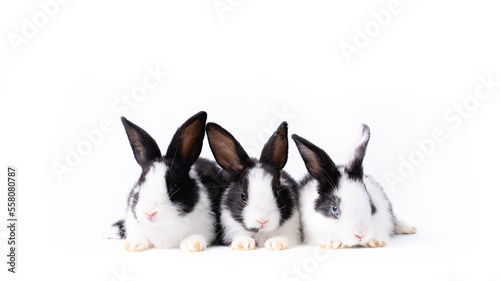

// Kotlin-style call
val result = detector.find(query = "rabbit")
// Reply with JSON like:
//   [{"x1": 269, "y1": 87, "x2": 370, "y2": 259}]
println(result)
[
  {"x1": 113, "y1": 111, "x2": 228, "y2": 252},
  {"x1": 205, "y1": 121, "x2": 301, "y2": 251},
  {"x1": 291, "y1": 124, "x2": 416, "y2": 249}
]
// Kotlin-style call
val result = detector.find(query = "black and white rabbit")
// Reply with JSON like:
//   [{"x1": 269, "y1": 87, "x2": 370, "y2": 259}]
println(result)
[
  {"x1": 114, "y1": 111, "x2": 228, "y2": 252},
  {"x1": 292, "y1": 124, "x2": 416, "y2": 249},
  {"x1": 205, "y1": 121, "x2": 301, "y2": 251}
]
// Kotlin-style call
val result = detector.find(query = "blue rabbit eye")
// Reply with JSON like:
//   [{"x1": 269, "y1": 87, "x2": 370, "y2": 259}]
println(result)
[
  {"x1": 241, "y1": 192, "x2": 247, "y2": 202},
  {"x1": 332, "y1": 206, "x2": 340, "y2": 217},
  {"x1": 170, "y1": 184, "x2": 178, "y2": 192}
]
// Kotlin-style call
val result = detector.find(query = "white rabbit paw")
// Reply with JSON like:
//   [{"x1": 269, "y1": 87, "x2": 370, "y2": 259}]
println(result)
[
  {"x1": 180, "y1": 234, "x2": 207, "y2": 252},
  {"x1": 319, "y1": 240, "x2": 347, "y2": 250},
  {"x1": 125, "y1": 240, "x2": 151, "y2": 252},
  {"x1": 394, "y1": 220, "x2": 417, "y2": 234},
  {"x1": 265, "y1": 236, "x2": 290, "y2": 251},
  {"x1": 365, "y1": 239, "x2": 387, "y2": 248},
  {"x1": 231, "y1": 236, "x2": 256, "y2": 251}
]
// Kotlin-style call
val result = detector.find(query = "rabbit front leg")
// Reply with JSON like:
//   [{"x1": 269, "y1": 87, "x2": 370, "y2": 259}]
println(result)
[
  {"x1": 123, "y1": 215, "x2": 152, "y2": 252},
  {"x1": 265, "y1": 235, "x2": 290, "y2": 251},
  {"x1": 180, "y1": 234, "x2": 208, "y2": 252},
  {"x1": 231, "y1": 235, "x2": 256, "y2": 251}
]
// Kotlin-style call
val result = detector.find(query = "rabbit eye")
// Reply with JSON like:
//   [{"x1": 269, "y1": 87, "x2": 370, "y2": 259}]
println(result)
[
  {"x1": 170, "y1": 184, "x2": 178, "y2": 193},
  {"x1": 241, "y1": 192, "x2": 247, "y2": 203},
  {"x1": 275, "y1": 190, "x2": 280, "y2": 198},
  {"x1": 331, "y1": 205, "x2": 340, "y2": 218}
]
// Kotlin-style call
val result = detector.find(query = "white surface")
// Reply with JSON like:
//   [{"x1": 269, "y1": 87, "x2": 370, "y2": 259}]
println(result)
[{"x1": 1, "y1": 1, "x2": 500, "y2": 280}]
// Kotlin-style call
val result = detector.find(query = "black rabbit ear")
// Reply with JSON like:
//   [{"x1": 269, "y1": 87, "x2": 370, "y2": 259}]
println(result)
[
  {"x1": 260, "y1": 122, "x2": 288, "y2": 171},
  {"x1": 121, "y1": 117, "x2": 162, "y2": 168},
  {"x1": 165, "y1": 111, "x2": 207, "y2": 167},
  {"x1": 206, "y1": 122, "x2": 252, "y2": 174},
  {"x1": 344, "y1": 124, "x2": 370, "y2": 179},
  {"x1": 292, "y1": 134, "x2": 340, "y2": 182}
]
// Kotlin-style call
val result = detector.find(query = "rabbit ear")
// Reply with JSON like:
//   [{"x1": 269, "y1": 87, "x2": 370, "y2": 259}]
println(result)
[
  {"x1": 121, "y1": 117, "x2": 162, "y2": 168},
  {"x1": 292, "y1": 134, "x2": 340, "y2": 181},
  {"x1": 206, "y1": 122, "x2": 252, "y2": 174},
  {"x1": 165, "y1": 111, "x2": 207, "y2": 167},
  {"x1": 260, "y1": 122, "x2": 288, "y2": 171},
  {"x1": 344, "y1": 124, "x2": 370, "y2": 179}
]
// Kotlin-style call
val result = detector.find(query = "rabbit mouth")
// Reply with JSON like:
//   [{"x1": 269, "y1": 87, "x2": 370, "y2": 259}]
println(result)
[
  {"x1": 246, "y1": 227, "x2": 261, "y2": 233},
  {"x1": 246, "y1": 223, "x2": 277, "y2": 233}
]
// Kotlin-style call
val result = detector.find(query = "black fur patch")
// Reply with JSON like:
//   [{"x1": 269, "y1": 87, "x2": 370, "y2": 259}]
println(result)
[
  {"x1": 112, "y1": 219, "x2": 126, "y2": 239},
  {"x1": 345, "y1": 124, "x2": 370, "y2": 180},
  {"x1": 223, "y1": 166, "x2": 252, "y2": 229},
  {"x1": 369, "y1": 196, "x2": 377, "y2": 215},
  {"x1": 313, "y1": 174, "x2": 342, "y2": 219},
  {"x1": 193, "y1": 157, "x2": 230, "y2": 245},
  {"x1": 314, "y1": 175, "x2": 378, "y2": 218},
  {"x1": 164, "y1": 158, "x2": 199, "y2": 215},
  {"x1": 130, "y1": 191, "x2": 139, "y2": 220},
  {"x1": 346, "y1": 171, "x2": 364, "y2": 181},
  {"x1": 275, "y1": 169, "x2": 297, "y2": 226},
  {"x1": 128, "y1": 163, "x2": 152, "y2": 220}
]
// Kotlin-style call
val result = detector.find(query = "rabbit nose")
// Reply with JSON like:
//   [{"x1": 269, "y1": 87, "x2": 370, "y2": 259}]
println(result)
[
  {"x1": 256, "y1": 219, "x2": 269, "y2": 227},
  {"x1": 145, "y1": 211, "x2": 157, "y2": 221},
  {"x1": 354, "y1": 233, "x2": 365, "y2": 240},
  {"x1": 354, "y1": 225, "x2": 367, "y2": 240}
]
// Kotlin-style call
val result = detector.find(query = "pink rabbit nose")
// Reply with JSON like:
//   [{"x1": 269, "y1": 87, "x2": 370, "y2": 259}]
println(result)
[
  {"x1": 354, "y1": 233, "x2": 365, "y2": 240},
  {"x1": 354, "y1": 225, "x2": 367, "y2": 240},
  {"x1": 256, "y1": 219, "x2": 269, "y2": 228},
  {"x1": 145, "y1": 211, "x2": 157, "y2": 221}
]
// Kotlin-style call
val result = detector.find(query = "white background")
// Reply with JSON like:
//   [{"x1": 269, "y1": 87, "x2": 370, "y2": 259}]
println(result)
[{"x1": 1, "y1": 1, "x2": 500, "y2": 281}]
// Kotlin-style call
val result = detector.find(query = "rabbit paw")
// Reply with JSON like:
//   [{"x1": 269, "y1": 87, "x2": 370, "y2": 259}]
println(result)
[
  {"x1": 394, "y1": 220, "x2": 417, "y2": 234},
  {"x1": 125, "y1": 240, "x2": 151, "y2": 252},
  {"x1": 265, "y1": 236, "x2": 290, "y2": 251},
  {"x1": 320, "y1": 240, "x2": 347, "y2": 250},
  {"x1": 365, "y1": 239, "x2": 387, "y2": 248},
  {"x1": 180, "y1": 234, "x2": 207, "y2": 252},
  {"x1": 231, "y1": 236, "x2": 256, "y2": 251}
]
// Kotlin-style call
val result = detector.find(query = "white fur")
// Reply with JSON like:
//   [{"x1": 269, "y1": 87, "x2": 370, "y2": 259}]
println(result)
[
  {"x1": 300, "y1": 171, "x2": 394, "y2": 247},
  {"x1": 180, "y1": 234, "x2": 207, "y2": 252},
  {"x1": 243, "y1": 168, "x2": 281, "y2": 232},
  {"x1": 394, "y1": 219, "x2": 417, "y2": 234},
  {"x1": 221, "y1": 166, "x2": 301, "y2": 249},
  {"x1": 124, "y1": 162, "x2": 215, "y2": 251}
]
